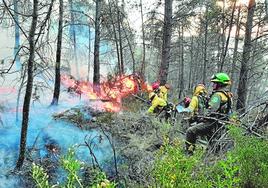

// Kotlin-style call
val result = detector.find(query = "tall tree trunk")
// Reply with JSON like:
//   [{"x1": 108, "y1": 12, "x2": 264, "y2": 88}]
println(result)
[
  {"x1": 16, "y1": 0, "x2": 38, "y2": 169},
  {"x1": 159, "y1": 0, "x2": 173, "y2": 85},
  {"x1": 13, "y1": 0, "x2": 21, "y2": 70},
  {"x1": 248, "y1": 15, "x2": 261, "y2": 101},
  {"x1": 87, "y1": 24, "x2": 91, "y2": 81},
  {"x1": 193, "y1": 37, "x2": 200, "y2": 85},
  {"x1": 140, "y1": 0, "x2": 146, "y2": 78},
  {"x1": 196, "y1": 36, "x2": 202, "y2": 83},
  {"x1": 230, "y1": 4, "x2": 241, "y2": 93},
  {"x1": 108, "y1": 0, "x2": 121, "y2": 74},
  {"x1": 179, "y1": 25, "x2": 184, "y2": 99},
  {"x1": 69, "y1": 0, "x2": 79, "y2": 79},
  {"x1": 236, "y1": 0, "x2": 256, "y2": 112},
  {"x1": 117, "y1": 0, "x2": 124, "y2": 75},
  {"x1": 216, "y1": 27, "x2": 221, "y2": 70},
  {"x1": 202, "y1": 4, "x2": 208, "y2": 84},
  {"x1": 188, "y1": 36, "x2": 194, "y2": 90},
  {"x1": 93, "y1": 0, "x2": 101, "y2": 89},
  {"x1": 51, "y1": 0, "x2": 63, "y2": 105},
  {"x1": 219, "y1": 0, "x2": 226, "y2": 72},
  {"x1": 221, "y1": 0, "x2": 236, "y2": 70}
]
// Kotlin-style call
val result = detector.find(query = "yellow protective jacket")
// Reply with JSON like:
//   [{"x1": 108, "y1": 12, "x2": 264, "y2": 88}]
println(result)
[
  {"x1": 187, "y1": 85, "x2": 207, "y2": 114},
  {"x1": 188, "y1": 96, "x2": 199, "y2": 114},
  {"x1": 159, "y1": 86, "x2": 168, "y2": 101},
  {"x1": 148, "y1": 92, "x2": 167, "y2": 113}
]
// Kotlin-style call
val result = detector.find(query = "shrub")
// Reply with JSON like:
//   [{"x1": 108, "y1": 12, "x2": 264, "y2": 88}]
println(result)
[
  {"x1": 229, "y1": 126, "x2": 268, "y2": 187},
  {"x1": 32, "y1": 163, "x2": 51, "y2": 188},
  {"x1": 153, "y1": 126, "x2": 268, "y2": 187},
  {"x1": 153, "y1": 138, "x2": 205, "y2": 188},
  {"x1": 60, "y1": 148, "x2": 83, "y2": 187},
  {"x1": 208, "y1": 153, "x2": 240, "y2": 188},
  {"x1": 32, "y1": 147, "x2": 116, "y2": 188},
  {"x1": 90, "y1": 169, "x2": 116, "y2": 188}
]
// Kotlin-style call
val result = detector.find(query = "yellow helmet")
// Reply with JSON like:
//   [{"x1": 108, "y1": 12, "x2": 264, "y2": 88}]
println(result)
[{"x1": 193, "y1": 84, "x2": 207, "y2": 96}]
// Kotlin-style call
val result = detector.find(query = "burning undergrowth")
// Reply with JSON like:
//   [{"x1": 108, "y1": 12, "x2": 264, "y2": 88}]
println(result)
[
  {"x1": 9, "y1": 73, "x2": 171, "y2": 186},
  {"x1": 50, "y1": 74, "x2": 177, "y2": 186},
  {"x1": 0, "y1": 73, "x2": 178, "y2": 187},
  {"x1": 61, "y1": 73, "x2": 152, "y2": 113}
]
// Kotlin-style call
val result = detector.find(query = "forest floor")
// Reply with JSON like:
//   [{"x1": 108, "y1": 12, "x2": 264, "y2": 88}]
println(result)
[{"x1": 52, "y1": 96, "x2": 186, "y2": 186}]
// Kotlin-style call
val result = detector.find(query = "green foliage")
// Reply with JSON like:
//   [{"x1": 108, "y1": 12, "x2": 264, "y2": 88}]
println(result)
[
  {"x1": 32, "y1": 163, "x2": 52, "y2": 188},
  {"x1": 60, "y1": 148, "x2": 83, "y2": 188},
  {"x1": 208, "y1": 153, "x2": 240, "y2": 188},
  {"x1": 90, "y1": 168, "x2": 116, "y2": 188},
  {"x1": 32, "y1": 147, "x2": 116, "y2": 188},
  {"x1": 153, "y1": 126, "x2": 268, "y2": 187},
  {"x1": 153, "y1": 138, "x2": 242, "y2": 188},
  {"x1": 229, "y1": 126, "x2": 268, "y2": 187},
  {"x1": 153, "y1": 138, "x2": 204, "y2": 188}
]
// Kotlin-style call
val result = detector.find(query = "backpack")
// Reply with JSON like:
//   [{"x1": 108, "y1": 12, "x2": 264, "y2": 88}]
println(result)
[
  {"x1": 197, "y1": 94, "x2": 209, "y2": 114},
  {"x1": 214, "y1": 90, "x2": 233, "y2": 114}
]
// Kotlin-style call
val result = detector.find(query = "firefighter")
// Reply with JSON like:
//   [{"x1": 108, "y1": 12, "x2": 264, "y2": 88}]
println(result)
[
  {"x1": 185, "y1": 73, "x2": 233, "y2": 155},
  {"x1": 187, "y1": 84, "x2": 208, "y2": 115},
  {"x1": 159, "y1": 83, "x2": 171, "y2": 102},
  {"x1": 147, "y1": 82, "x2": 167, "y2": 113}
]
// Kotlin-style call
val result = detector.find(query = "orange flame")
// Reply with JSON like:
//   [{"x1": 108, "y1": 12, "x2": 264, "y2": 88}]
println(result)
[{"x1": 61, "y1": 74, "x2": 146, "y2": 112}]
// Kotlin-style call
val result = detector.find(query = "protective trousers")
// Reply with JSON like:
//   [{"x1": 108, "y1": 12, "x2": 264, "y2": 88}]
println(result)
[{"x1": 185, "y1": 120, "x2": 217, "y2": 154}]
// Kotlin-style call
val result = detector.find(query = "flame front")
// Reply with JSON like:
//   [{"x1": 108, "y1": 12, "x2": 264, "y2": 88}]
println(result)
[{"x1": 61, "y1": 74, "x2": 148, "y2": 112}]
